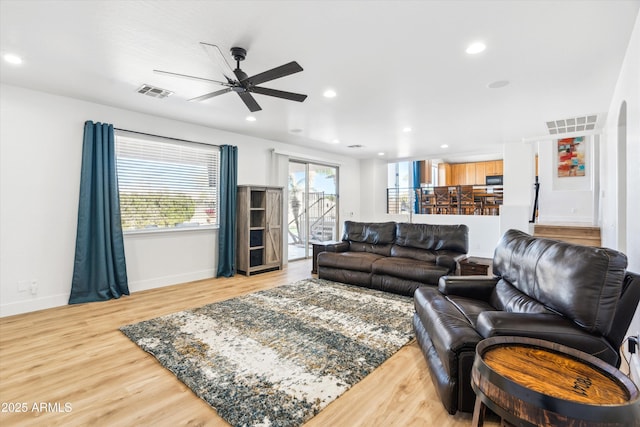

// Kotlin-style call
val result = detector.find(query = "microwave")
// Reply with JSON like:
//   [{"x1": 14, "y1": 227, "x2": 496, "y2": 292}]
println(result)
[{"x1": 486, "y1": 175, "x2": 503, "y2": 186}]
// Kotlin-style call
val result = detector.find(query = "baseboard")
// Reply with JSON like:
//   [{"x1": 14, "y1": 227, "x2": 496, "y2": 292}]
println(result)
[
  {"x1": 128, "y1": 269, "x2": 216, "y2": 292},
  {"x1": 536, "y1": 215, "x2": 594, "y2": 224},
  {"x1": 632, "y1": 355, "x2": 640, "y2": 388},
  {"x1": 0, "y1": 270, "x2": 216, "y2": 318},
  {"x1": 0, "y1": 293, "x2": 69, "y2": 318}
]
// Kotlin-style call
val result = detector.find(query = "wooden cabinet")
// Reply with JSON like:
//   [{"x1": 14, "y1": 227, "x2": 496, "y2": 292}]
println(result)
[
  {"x1": 438, "y1": 163, "x2": 452, "y2": 186},
  {"x1": 485, "y1": 160, "x2": 503, "y2": 176},
  {"x1": 450, "y1": 164, "x2": 463, "y2": 186},
  {"x1": 236, "y1": 185, "x2": 283, "y2": 276},
  {"x1": 419, "y1": 160, "x2": 432, "y2": 185},
  {"x1": 459, "y1": 257, "x2": 492, "y2": 275},
  {"x1": 465, "y1": 163, "x2": 476, "y2": 185},
  {"x1": 440, "y1": 160, "x2": 504, "y2": 186},
  {"x1": 475, "y1": 162, "x2": 486, "y2": 185}
]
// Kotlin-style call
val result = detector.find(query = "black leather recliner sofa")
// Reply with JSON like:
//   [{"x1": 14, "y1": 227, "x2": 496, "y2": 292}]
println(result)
[
  {"x1": 413, "y1": 229, "x2": 640, "y2": 414},
  {"x1": 317, "y1": 221, "x2": 468, "y2": 296}
]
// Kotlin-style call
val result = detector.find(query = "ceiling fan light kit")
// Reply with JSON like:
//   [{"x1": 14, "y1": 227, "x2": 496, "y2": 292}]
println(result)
[{"x1": 155, "y1": 43, "x2": 307, "y2": 113}]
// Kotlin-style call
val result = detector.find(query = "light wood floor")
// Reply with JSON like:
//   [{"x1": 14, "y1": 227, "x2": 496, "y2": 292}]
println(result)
[{"x1": 0, "y1": 260, "x2": 497, "y2": 427}]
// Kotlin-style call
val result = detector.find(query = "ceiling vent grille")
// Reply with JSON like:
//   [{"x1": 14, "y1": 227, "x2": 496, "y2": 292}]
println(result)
[
  {"x1": 137, "y1": 84, "x2": 173, "y2": 99},
  {"x1": 347, "y1": 144, "x2": 364, "y2": 148},
  {"x1": 546, "y1": 114, "x2": 597, "y2": 135}
]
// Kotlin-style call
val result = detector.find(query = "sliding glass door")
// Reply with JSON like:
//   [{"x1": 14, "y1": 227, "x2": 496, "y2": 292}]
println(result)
[{"x1": 287, "y1": 161, "x2": 339, "y2": 261}]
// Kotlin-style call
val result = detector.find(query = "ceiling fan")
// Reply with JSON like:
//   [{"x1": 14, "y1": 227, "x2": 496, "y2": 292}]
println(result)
[{"x1": 154, "y1": 43, "x2": 307, "y2": 112}]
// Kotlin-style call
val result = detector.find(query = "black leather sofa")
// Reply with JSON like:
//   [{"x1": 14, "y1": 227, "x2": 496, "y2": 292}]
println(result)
[
  {"x1": 317, "y1": 221, "x2": 468, "y2": 296},
  {"x1": 413, "y1": 229, "x2": 640, "y2": 414}
]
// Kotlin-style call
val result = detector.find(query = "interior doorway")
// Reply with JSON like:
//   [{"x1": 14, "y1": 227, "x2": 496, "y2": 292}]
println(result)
[{"x1": 287, "y1": 161, "x2": 339, "y2": 261}]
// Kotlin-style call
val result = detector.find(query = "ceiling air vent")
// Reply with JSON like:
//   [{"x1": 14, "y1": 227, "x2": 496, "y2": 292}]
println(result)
[
  {"x1": 546, "y1": 114, "x2": 597, "y2": 135},
  {"x1": 347, "y1": 144, "x2": 364, "y2": 148},
  {"x1": 137, "y1": 84, "x2": 173, "y2": 99}
]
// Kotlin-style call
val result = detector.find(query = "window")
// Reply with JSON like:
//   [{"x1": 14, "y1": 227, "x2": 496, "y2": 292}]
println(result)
[
  {"x1": 115, "y1": 131, "x2": 219, "y2": 232},
  {"x1": 386, "y1": 161, "x2": 413, "y2": 214}
]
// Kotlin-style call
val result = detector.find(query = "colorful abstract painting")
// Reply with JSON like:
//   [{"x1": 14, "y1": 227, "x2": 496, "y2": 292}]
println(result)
[{"x1": 558, "y1": 136, "x2": 586, "y2": 177}]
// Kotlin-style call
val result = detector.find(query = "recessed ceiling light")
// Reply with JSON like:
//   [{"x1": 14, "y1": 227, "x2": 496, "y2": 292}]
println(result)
[
  {"x1": 440, "y1": 144, "x2": 449, "y2": 149},
  {"x1": 323, "y1": 89, "x2": 337, "y2": 98},
  {"x1": 331, "y1": 139, "x2": 340, "y2": 144},
  {"x1": 402, "y1": 127, "x2": 412, "y2": 133},
  {"x1": 378, "y1": 152, "x2": 385, "y2": 156},
  {"x1": 3, "y1": 53, "x2": 23, "y2": 65},
  {"x1": 246, "y1": 116, "x2": 256, "y2": 122},
  {"x1": 466, "y1": 42, "x2": 486, "y2": 55}
]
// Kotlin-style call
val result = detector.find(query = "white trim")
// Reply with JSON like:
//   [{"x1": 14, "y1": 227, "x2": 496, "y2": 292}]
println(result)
[
  {"x1": 123, "y1": 224, "x2": 218, "y2": 236},
  {"x1": 632, "y1": 355, "x2": 640, "y2": 387},
  {"x1": 128, "y1": 269, "x2": 215, "y2": 292},
  {"x1": 1, "y1": 293, "x2": 69, "y2": 318},
  {"x1": 522, "y1": 129, "x2": 602, "y2": 143},
  {"x1": 270, "y1": 148, "x2": 342, "y2": 166}
]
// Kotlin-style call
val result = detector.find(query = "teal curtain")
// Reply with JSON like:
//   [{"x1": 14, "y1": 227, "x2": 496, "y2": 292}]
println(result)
[
  {"x1": 412, "y1": 160, "x2": 421, "y2": 213},
  {"x1": 216, "y1": 145, "x2": 238, "y2": 277},
  {"x1": 69, "y1": 121, "x2": 129, "y2": 304}
]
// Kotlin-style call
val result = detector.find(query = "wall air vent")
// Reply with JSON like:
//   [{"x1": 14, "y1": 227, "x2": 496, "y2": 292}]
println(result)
[
  {"x1": 137, "y1": 84, "x2": 173, "y2": 99},
  {"x1": 546, "y1": 114, "x2": 598, "y2": 135}
]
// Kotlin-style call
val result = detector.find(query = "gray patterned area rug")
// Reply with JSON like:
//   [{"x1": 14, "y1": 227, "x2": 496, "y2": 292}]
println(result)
[{"x1": 120, "y1": 278, "x2": 415, "y2": 427}]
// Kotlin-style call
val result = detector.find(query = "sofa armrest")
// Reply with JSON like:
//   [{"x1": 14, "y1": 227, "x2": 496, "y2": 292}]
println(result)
[
  {"x1": 438, "y1": 275, "x2": 498, "y2": 301},
  {"x1": 322, "y1": 241, "x2": 350, "y2": 253},
  {"x1": 476, "y1": 312, "x2": 620, "y2": 366}
]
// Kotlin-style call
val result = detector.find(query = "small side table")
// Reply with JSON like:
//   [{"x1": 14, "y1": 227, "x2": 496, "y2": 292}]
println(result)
[
  {"x1": 311, "y1": 240, "x2": 340, "y2": 274},
  {"x1": 471, "y1": 336, "x2": 640, "y2": 427},
  {"x1": 459, "y1": 256, "x2": 492, "y2": 276}
]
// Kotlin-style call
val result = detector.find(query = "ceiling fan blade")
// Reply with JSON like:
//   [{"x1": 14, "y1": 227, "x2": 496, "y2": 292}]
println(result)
[
  {"x1": 238, "y1": 91, "x2": 262, "y2": 112},
  {"x1": 188, "y1": 87, "x2": 232, "y2": 102},
  {"x1": 200, "y1": 42, "x2": 236, "y2": 83},
  {"x1": 250, "y1": 86, "x2": 307, "y2": 102},
  {"x1": 154, "y1": 69, "x2": 228, "y2": 86},
  {"x1": 243, "y1": 61, "x2": 303, "y2": 86}
]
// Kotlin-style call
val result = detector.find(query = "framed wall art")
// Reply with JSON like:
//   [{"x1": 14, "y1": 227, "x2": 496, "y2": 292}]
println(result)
[{"x1": 557, "y1": 136, "x2": 586, "y2": 177}]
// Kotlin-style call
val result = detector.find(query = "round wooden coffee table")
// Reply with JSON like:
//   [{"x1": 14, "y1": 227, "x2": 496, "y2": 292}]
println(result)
[{"x1": 471, "y1": 336, "x2": 640, "y2": 427}]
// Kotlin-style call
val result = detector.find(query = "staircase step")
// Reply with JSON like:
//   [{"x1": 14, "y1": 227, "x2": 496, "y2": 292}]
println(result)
[{"x1": 533, "y1": 224, "x2": 601, "y2": 247}]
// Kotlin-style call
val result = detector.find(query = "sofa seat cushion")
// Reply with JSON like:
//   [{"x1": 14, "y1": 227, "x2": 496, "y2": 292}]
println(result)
[
  {"x1": 414, "y1": 287, "x2": 483, "y2": 376},
  {"x1": 371, "y1": 275, "x2": 424, "y2": 296},
  {"x1": 372, "y1": 256, "x2": 449, "y2": 284},
  {"x1": 317, "y1": 251, "x2": 384, "y2": 273},
  {"x1": 317, "y1": 268, "x2": 372, "y2": 288}
]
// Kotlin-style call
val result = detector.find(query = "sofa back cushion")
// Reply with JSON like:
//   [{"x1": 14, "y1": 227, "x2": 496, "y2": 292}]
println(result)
[
  {"x1": 390, "y1": 245, "x2": 437, "y2": 262},
  {"x1": 394, "y1": 223, "x2": 468, "y2": 254},
  {"x1": 490, "y1": 280, "x2": 554, "y2": 314},
  {"x1": 349, "y1": 242, "x2": 393, "y2": 256},
  {"x1": 342, "y1": 221, "x2": 396, "y2": 245},
  {"x1": 492, "y1": 229, "x2": 628, "y2": 335}
]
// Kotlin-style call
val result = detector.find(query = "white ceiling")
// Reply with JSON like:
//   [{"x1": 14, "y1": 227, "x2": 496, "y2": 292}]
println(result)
[{"x1": 1, "y1": 0, "x2": 638, "y2": 161}]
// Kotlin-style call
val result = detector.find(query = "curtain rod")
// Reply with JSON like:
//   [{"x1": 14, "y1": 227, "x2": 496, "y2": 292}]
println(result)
[{"x1": 114, "y1": 127, "x2": 219, "y2": 148}]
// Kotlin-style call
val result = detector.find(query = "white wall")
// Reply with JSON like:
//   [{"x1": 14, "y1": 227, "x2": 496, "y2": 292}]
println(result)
[
  {"x1": 601, "y1": 12, "x2": 640, "y2": 383},
  {"x1": 500, "y1": 142, "x2": 536, "y2": 236},
  {"x1": 537, "y1": 135, "x2": 596, "y2": 224},
  {"x1": 0, "y1": 84, "x2": 360, "y2": 316},
  {"x1": 359, "y1": 158, "x2": 388, "y2": 222}
]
